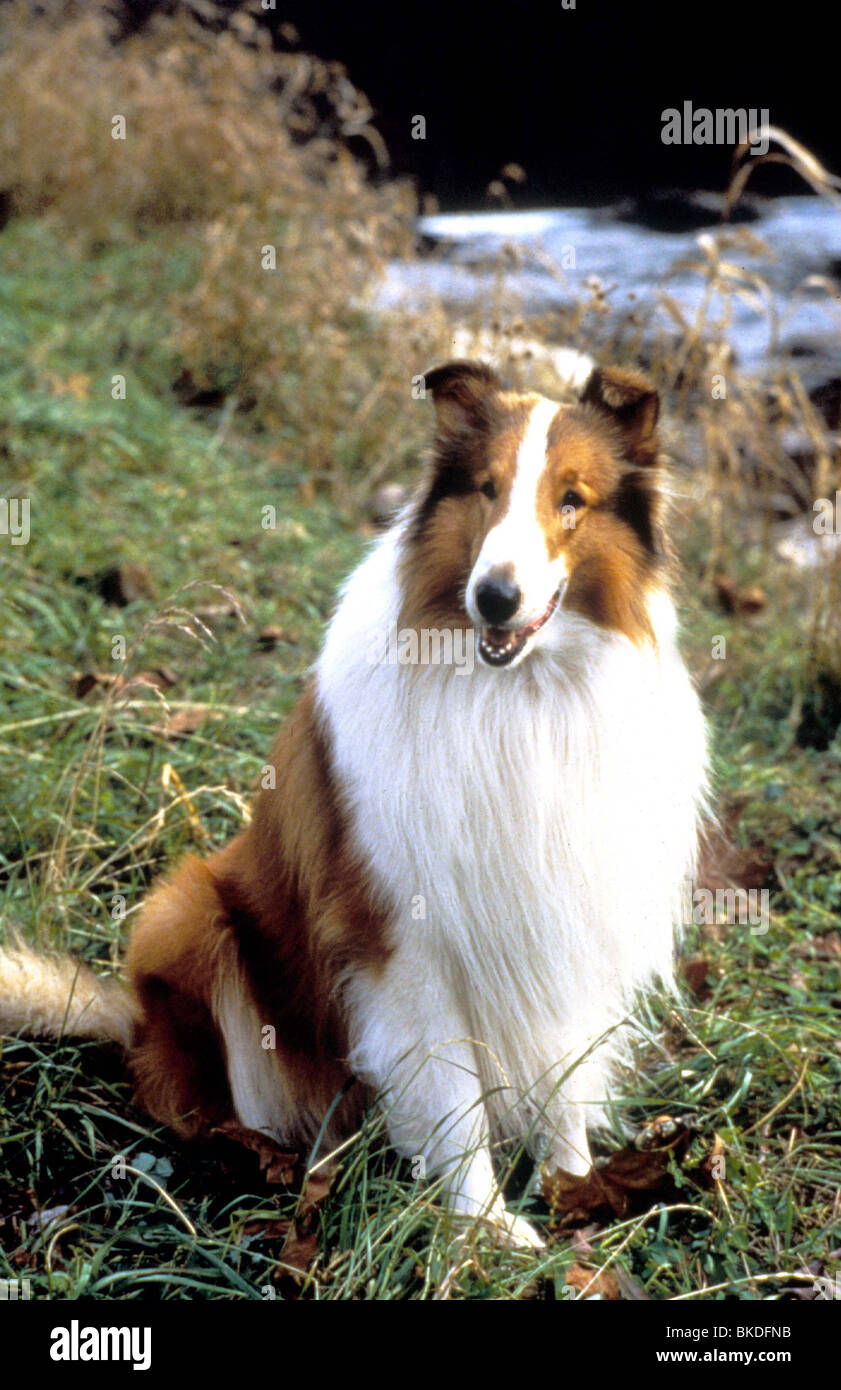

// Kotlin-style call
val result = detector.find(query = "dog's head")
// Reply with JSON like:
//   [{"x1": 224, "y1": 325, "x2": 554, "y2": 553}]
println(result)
[{"x1": 403, "y1": 360, "x2": 669, "y2": 667}]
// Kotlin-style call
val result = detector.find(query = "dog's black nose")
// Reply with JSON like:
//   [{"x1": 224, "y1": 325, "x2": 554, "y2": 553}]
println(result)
[{"x1": 475, "y1": 573, "x2": 521, "y2": 625}]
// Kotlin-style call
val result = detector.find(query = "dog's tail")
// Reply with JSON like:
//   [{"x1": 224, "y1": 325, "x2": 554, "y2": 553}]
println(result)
[{"x1": 0, "y1": 934, "x2": 137, "y2": 1048}]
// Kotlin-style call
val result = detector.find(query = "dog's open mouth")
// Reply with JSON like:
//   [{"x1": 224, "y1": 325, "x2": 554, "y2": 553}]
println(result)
[{"x1": 477, "y1": 589, "x2": 561, "y2": 668}]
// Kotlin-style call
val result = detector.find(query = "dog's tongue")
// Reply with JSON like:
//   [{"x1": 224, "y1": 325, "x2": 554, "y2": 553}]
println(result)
[{"x1": 486, "y1": 625, "x2": 514, "y2": 647}]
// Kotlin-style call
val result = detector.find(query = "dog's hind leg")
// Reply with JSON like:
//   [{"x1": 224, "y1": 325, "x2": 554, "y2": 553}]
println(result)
[
  {"x1": 127, "y1": 846, "x2": 352, "y2": 1151},
  {"x1": 126, "y1": 855, "x2": 238, "y2": 1138}
]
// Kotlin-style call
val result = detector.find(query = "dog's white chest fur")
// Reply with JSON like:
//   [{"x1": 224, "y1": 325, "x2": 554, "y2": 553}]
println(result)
[{"x1": 316, "y1": 526, "x2": 707, "y2": 1182}]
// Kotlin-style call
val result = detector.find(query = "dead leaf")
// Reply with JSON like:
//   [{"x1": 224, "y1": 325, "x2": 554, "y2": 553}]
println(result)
[
  {"x1": 682, "y1": 955, "x2": 713, "y2": 998},
  {"x1": 275, "y1": 1165, "x2": 338, "y2": 1280},
  {"x1": 695, "y1": 810, "x2": 772, "y2": 940},
  {"x1": 697, "y1": 1133, "x2": 728, "y2": 1190},
  {"x1": 543, "y1": 1134, "x2": 693, "y2": 1222},
  {"x1": 209, "y1": 1121, "x2": 299, "y2": 1185},
  {"x1": 613, "y1": 1267, "x2": 652, "y2": 1300},
  {"x1": 296, "y1": 1165, "x2": 336, "y2": 1221},
  {"x1": 565, "y1": 1261, "x2": 621, "y2": 1300},
  {"x1": 96, "y1": 563, "x2": 155, "y2": 607},
  {"x1": 72, "y1": 671, "x2": 119, "y2": 699},
  {"x1": 148, "y1": 665, "x2": 177, "y2": 689},
  {"x1": 26, "y1": 1203, "x2": 72, "y2": 1232},
  {"x1": 125, "y1": 669, "x2": 177, "y2": 694},
  {"x1": 171, "y1": 368, "x2": 227, "y2": 409},
  {"x1": 152, "y1": 706, "x2": 220, "y2": 740},
  {"x1": 241, "y1": 1218, "x2": 294, "y2": 1241},
  {"x1": 73, "y1": 667, "x2": 176, "y2": 701},
  {"x1": 568, "y1": 1223, "x2": 599, "y2": 1257},
  {"x1": 255, "y1": 625, "x2": 299, "y2": 651},
  {"x1": 715, "y1": 575, "x2": 766, "y2": 615},
  {"x1": 792, "y1": 932, "x2": 841, "y2": 959},
  {"x1": 279, "y1": 1229, "x2": 319, "y2": 1276}
]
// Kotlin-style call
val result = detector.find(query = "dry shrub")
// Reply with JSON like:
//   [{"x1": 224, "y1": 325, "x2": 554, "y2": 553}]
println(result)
[
  {"x1": 173, "y1": 189, "x2": 450, "y2": 508},
  {"x1": 0, "y1": 0, "x2": 451, "y2": 503},
  {"x1": 0, "y1": 1, "x2": 396, "y2": 235}
]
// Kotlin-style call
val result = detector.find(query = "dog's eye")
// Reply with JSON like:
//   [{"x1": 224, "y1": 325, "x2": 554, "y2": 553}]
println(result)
[
  {"x1": 560, "y1": 488, "x2": 585, "y2": 511},
  {"x1": 480, "y1": 479, "x2": 497, "y2": 500}
]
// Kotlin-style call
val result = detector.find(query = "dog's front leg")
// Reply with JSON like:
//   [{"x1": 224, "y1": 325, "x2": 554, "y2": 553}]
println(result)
[
  {"x1": 346, "y1": 962, "x2": 544, "y2": 1250},
  {"x1": 539, "y1": 1105, "x2": 594, "y2": 1187}
]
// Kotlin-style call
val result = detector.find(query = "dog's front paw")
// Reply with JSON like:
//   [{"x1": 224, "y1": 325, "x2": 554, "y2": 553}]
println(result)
[
  {"x1": 443, "y1": 1166, "x2": 545, "y2": 1251},
  {"x1": 486, "y1": 1207, "x2": 546, "y2": 1251},
  {"x1": 451, "y1": 1200, "x2": 544, "y2": 1252}
]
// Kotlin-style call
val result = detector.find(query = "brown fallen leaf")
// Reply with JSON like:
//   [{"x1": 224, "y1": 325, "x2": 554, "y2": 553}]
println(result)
[
  {"x1": 543, "y1": 1134, "x2": 693, "y2": 1222},
  {"x1": 73, "y1": 671, "x2": 119, "y2": 699},
  {"x1": 694, "y1": 811, "x2": 773, "y2": 940},
  {"x1": 296, "y1": 1167, "x2": 336, "y2": 1219},
  {"x1": 241, "y1": 1218, "x2": 294, "y2": 1242},
  {"x1": 171, "y1": 367, "x2": 227, "y2": 409},
  {"x1": 255, "y1": 625, "x2": 300, "y2": 651},
  {"x1": 96, "y1": 563, "x2": 155, "y2": 607},
  {"x1": 73, "y1": 667, "x2": 176, "y2": 701},
  {"x1": 565, "y1": 1261, "x2": 621, "y2": 1300},
  {"x1": 613, "y1": 1267, "x2": 652, "y2": 1301},
  {"x1": 697, "y1": 817, "x2": 772, "y2": 895},
  {"x1": 209, "y1": 1120, "x2": 299, "y2": 1185},
  {"x1": 698, "y1": 1133, "x2": 728, "y2": 1190},
  {"x1": 11, "y1": 1247, "x2": 38, "y2": 1270},
  {"x1": 715, "y1": 575, "x2": 766, "y2": 615},
  {"x1": 567, "y1": 1223, "x2": 599, "y2": 1257},
  {"x1": 792, "y1": 932, "x2": 841, "y2": 959},
  {"x1": 279, "y1": 1229, "x2": 319, "y2": 1276},
  {"x1": 124, "y1": 669, "x2": 178, "y2": 695},
  {"x1": 151, "y1": 706, "x2": 221, "y2": 740},
  {"x1": 276, "y1": 1164, "x2": 338, "y2": 1280},
  {"x1": 682, "y1": 955, "x2": 713, "y2": 998},
  {"x1": 146, "y1": 665, "x2": 178, "y2": 689}
]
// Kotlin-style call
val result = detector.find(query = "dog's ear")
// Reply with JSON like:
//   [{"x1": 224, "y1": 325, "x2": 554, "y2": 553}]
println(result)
[
  {"x1": 422, "y1": 360, "x2": 502, "y2": 434},
  {"x1": 581, "y1": 365, "x2": 660, "y2": 466}
]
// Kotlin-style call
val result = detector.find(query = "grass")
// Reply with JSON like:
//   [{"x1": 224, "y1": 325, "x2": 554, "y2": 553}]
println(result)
[
  {"x1": 0, "y1": 0, "x2": 840, "y2": 1300},
  {"x1": 0, "y1": 0, "x2": 435, "y2": 519},
  {"x1": 1, "y1": 215, "x2": 839, "y2": 1301}
]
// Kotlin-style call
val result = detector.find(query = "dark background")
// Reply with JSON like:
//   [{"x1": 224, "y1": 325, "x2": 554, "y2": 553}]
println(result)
[
  {"x1": 276, "y1": 0, "x2": 837, "y2": 207},
  {"x1": 128, "y1": 0, "x2": 838, "y2": 209}
]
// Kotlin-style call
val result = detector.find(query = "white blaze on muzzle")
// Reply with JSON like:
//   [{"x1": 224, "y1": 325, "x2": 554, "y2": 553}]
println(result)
[{"x1": 466, "y1": 398, "x2": 568, "y2": 667}]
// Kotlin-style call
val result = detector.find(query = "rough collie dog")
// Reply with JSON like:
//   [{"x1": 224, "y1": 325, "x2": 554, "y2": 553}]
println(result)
[{"x1": 0, "y1": 360, "x2": 708, "y2": 1248}]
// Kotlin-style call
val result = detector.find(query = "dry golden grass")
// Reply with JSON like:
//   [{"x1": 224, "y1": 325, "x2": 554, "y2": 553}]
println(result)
[
  {"x1": 173, "y1": 197, "x2": 451, "y2": 511},
  {"x1": 0, "y1": 1, "x2": 392, "y2": 233}
]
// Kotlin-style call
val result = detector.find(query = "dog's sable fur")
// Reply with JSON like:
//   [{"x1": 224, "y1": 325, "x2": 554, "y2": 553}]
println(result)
[{"x1": 0, "y1": 360, "x2": 708, "y2": 1248}]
